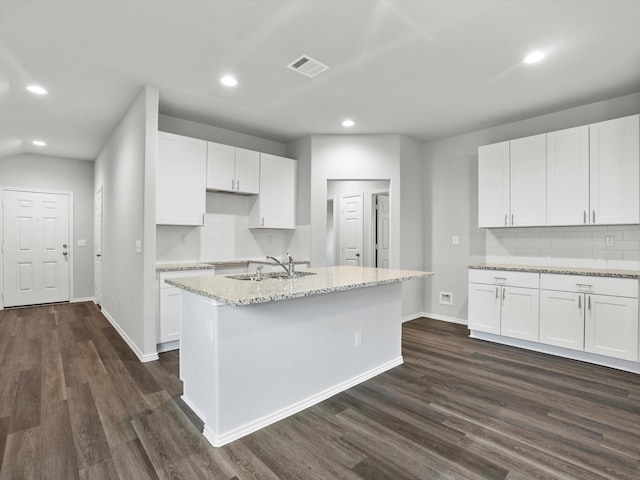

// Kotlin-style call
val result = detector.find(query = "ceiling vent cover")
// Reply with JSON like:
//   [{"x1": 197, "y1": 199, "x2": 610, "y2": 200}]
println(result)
[{"x1": 287, "y1": 55, "x2": 329, "y2": 78}]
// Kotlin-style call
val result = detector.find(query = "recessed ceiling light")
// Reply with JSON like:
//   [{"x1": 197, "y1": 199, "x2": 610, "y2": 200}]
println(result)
[
  {"x1": 26, "y1": 85, "x2": 48, "y2": 95},
  {"x1": 32, "y1": 140, "x2": 46, "y2": 146},
  {"x1": 220, "y1": 75, "x2": 238, "y2": 87},
  {"x1": 342, "y1": 119, "x2": 355, "y2": 127},
  {"x1": 523, "y1": 51, "x2": 545, "y2": 64}
]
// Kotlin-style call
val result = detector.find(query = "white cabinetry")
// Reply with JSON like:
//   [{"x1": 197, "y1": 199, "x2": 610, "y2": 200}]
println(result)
[
  {"x1": 589, "y1": 115, "x2": 640, "y2": 225},
  {"x1": 158, "y1": 269, "x2": 219, "y2": 349},
  {"x1": 156, "y1": 132, "x2": 207, "y2": 226},
  {"x1": 546, "y1": 126, "x2": 590, "y2": 226},
  {"x1": 478, "y1": 134, "x2": 546, "y2": 227},
  {"x1": 468, "y1": 270, "x2": 539, "y2": 341},
  {"x1": 249, "y1": 153, "x2": 296, "y2": 229},
  {"x1": 539, "y1": 289, "x2": 584, "y2": 351},
  {"x1": 586, "y1": 293, "x2": 638, "y2": 361},
  {"x1": 206, "y1": 142, "x2": 260, "y2": 194}
]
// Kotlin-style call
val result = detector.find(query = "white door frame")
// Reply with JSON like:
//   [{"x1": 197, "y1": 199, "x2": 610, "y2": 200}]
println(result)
[{"x1": 0, "y1": 187, "x2": 74, "y2": 310}]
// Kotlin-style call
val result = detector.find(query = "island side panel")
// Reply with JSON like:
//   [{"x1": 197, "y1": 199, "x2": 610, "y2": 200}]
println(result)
[{"x1": 182, "y1": 282, "x2": 402, "y2": 447}]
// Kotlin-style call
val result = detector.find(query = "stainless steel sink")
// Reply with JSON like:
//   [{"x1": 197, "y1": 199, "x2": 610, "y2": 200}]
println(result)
[{"x1": 226, "y1": 271, "x2": 316, "y2": 281}]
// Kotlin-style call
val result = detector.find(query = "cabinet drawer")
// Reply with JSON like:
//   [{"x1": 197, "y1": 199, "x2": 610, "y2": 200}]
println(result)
[
  {"x1": 469, "y1": 269, "x2": 539, "y2": 288},
  {"x1": 540, "y1": 274, "x2": 638, "y2": 298}
]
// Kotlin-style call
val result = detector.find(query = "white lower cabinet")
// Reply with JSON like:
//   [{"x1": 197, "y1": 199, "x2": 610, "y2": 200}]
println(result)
[{"x1": 471, "y1": 269, "x2": 640, "y2": 369}]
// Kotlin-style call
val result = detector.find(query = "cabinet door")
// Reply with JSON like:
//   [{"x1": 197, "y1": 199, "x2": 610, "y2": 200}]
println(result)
[
  {"x1": 157, "y1": 132, "x2": 206, "y2": 226},
  {"x1": 159, "y1": 287, "x2": 181, "y2": 343},
  {"x1": 207, "y1": 142, "x2": 236, "y2": 192},
  {"x1": 250, "y1": 154, "x2": 296, "y2": 229},
  {"x1": 539, "y1": 290, "x2": 584, "y2": 351},
  {"x1": 510, "y1": 134, "x2": 546, "y2": 227},
  {"x1": 546, "y1": 126, "x2": 590, "y2": 226},
  {"x1": 501, "y1": 286, "x2": 539, "y2": 341},
  {"x1": 234, "y1": 148, "x2": 260, "y2": 194},
  {"x1": 468, "y1": 283, "x2": 502, "y2": 334},
  {"x1": 478, "y1": 142, "x2": 510, "y2": 227},
  {"x1": 589, "y1": 115, "x2": 640, "y2": 225},
  {"x1": 585, "y1": 294, "x2": 638, "y2": 361}
]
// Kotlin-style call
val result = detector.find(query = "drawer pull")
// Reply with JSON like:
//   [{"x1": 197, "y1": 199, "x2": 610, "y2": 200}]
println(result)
[
  {"x1": 588, "y1": 295, "x2": 591, "y2": 311},
  {"x1": 578, "y1": 295, "x2": 581, "y2": 309}
]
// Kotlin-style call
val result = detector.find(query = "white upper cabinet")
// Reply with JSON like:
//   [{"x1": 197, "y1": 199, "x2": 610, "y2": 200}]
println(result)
[
  {"x1": 510, "y1": 134, "x2": 546, "y2": 227},
  {"x1": 249, "y1": 153, "x2": 296, "y2": 229},
  {"x1": 480, "y1": 113, "x2": 640, "y2": 228},
  {"x1": 546, "y1": 125, "x2": 590, "y2": 226},
  {"x1": 206, "y1": 142, "x2": 260, "y2": 194},
  {"x1": 478, "y1": 141, "x2": 510, "y2": 227},
  {"x1": 156, "y1": 132, "x2": 206, "y2": 226},
  {"x1": 478, "y1": 135, "x2": 546, "y2": 227},
  {"x1": 589, "y1": 114, "x2": 640, "y2": 225}
]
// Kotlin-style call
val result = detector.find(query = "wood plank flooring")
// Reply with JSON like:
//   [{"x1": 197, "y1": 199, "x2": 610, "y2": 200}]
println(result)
[{"x1": 1, "y1": 302, "x2": 639, "y2": 479}]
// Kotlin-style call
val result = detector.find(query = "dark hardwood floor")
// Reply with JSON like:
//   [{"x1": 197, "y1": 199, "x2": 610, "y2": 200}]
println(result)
[{"x1": 1, "y1": 302, "x2": 639, "y2": 479}]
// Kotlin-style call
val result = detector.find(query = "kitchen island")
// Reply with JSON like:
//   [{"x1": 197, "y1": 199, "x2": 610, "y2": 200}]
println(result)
[{"x1": 166, "y1": 265, "x2": 432, "y2": 447}]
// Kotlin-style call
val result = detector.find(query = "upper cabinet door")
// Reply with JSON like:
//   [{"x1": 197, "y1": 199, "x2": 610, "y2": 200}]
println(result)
[
  {"x1": 234, "y1": 148, "x2": 260, "y2": 194},
  {"x1": 206, "y1": 142, "x2": 236, "y2": 192},
  {"x1": 249, "y1": 154, "x2": 296, "y2": 229},
  {"x1": 156, "y1": 132, "x2": 206, "y2": 226},
  {"x1": 510, "y1": 134, "x2": 546, "y2": 227},
  {"x1": 478, "y1": 141, "x2": 510, "y2": 227},
  {"x1": 589, "y1": 114, "x2": 640, "y2": 225},
  {"x1": 546, "y1": 126, "x2": 590, "y2": 226}
]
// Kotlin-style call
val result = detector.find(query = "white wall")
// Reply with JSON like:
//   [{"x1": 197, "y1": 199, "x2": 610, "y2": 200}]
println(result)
[
  {"x1": 423, "y1": 91, "x2": 640, "y2": 323},
  {"x1": 0, "y1": 153, "x2": 95, "y2": 300},
  {"x1": 94, "y1": 85, "x2": 159, "y2": 361},
  {"x1": 158, "y1": 115, "x2": 286, "y2": 156}
]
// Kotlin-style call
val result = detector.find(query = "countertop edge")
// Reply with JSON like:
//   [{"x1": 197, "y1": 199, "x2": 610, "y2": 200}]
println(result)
[
  {"x1": 157, "y1": 259, "x2": 311, "y2": 273},
  {"x1": 468, "y1": 264, "x2": 640, "y2": 279}
]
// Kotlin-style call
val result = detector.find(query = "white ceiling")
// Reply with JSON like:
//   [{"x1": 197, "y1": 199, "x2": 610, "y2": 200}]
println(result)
[{"x1": 1, "y1": 0, "x2": 640, "y2": 161}]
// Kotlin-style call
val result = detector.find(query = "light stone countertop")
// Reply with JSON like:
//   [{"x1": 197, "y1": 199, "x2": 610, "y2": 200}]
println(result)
[
  {"x1": 165, "y1": 266, "x2": 434, "y2": 306},
  {"x1": 469, "y1": 263, "x2": 640, "y2": 279},
  {"x1": 156, "y1": 259, "x2": 310, "y2": 273}
]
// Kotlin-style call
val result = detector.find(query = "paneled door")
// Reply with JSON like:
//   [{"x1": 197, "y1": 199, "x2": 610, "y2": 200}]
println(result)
[
  {"x1": 375, "y1": 193, "x2": 390, "y2": 268},
  {"x1": 3, "y1": 190, "x2": 70, "y2": 307},
  {"x1": 340, "y1": 193, "x2": 363, "y2": 266}
]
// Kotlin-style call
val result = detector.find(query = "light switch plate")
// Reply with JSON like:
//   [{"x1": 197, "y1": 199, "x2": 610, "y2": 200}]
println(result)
[
  {"x1": 135, "y1": 240, "x2": 142, "y2": 254},
  {"x1": 605, "y1": 235, "x2": 615, "y2": 247}
]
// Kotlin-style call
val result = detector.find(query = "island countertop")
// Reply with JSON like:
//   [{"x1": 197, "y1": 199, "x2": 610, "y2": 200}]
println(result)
[{"x1": 165, "y1": 266, "x2": 433, "y2": 306}]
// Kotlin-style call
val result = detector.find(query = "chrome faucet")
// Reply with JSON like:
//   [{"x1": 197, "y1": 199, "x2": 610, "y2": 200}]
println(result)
[{"x1": 266, "y1": 253, "x2": 295, "y2": 277}]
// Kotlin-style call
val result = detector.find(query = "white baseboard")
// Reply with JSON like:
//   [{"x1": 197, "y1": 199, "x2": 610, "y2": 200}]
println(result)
[
  {"x1": 72, "y1": 297, "x2": 95, "y2": 303},
  {"x1": 423, "y1": 312, "x2": 468, "y2": 325},
  {"x1": 201, "y1": 356, "x2": 404, "y2": 448},
  {"x1": 101, "y1": 307, "x2": 159, "y2": 363},
  {"x1": 401, "y1": 312, "x2": 424, "y2": 323},
  {"x1": 157, "y1": 340, "x2": 179, "y2": 353}
]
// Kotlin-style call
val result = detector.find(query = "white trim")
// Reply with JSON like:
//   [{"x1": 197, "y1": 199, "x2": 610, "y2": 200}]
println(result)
[
  {"x1": 72, "y1": 297, "x2": 95, "y2": 303},
  {"x1": 157, "y1": 340, "x2": 179, "y2": 353},
  {"x1": 424, "y1": 312, "x2": 468, "y2": 325},
  {"x1": 470, "y1": 330, "x2": 640, "y2": 375},
  {"x1": 201, "y1": 356, "x2": 403, "y2": 448},
  {"x1": 401, "y1": 312, "x2": 424, "y2": 323},
  {"x1": 101, "y1": 307, "x2": 159, "y2": 363}
]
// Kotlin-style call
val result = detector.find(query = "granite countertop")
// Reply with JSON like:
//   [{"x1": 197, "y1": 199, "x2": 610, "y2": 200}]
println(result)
[
  {"x1": 156, "y1": 259, "x2": 310, "y2": 273},
  {"x1": 469, "y1": 263, "x2": 640, "y2": 279},
  {"x1": 165, "y1": 266, "x2": 434, "y2": 306}
]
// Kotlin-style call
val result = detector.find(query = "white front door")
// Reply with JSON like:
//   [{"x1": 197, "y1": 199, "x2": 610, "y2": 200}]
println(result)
[
  {"x1": 3, "y1": 190, "x2": 70, "y2": 307},
  {"x1": 340, "y1": 193, "x2": 363, "y2": 266},
  {"x1": 375, "y1": 194, "x2": 390, "y2": 268},
  {"x1": 95, "y1": 188, "x2": 103, "y2": 306}
]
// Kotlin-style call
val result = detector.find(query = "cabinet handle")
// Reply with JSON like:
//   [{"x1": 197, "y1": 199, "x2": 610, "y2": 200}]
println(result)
[
  {"x1": 236, "y1": 179, "x2": 240, "y2": 190},
  {"x1": 583, "y1": 210, "x2": 587, "y2": 224},
  {"x1": 231, "y1": 179, "x2": 235, "y2": 190},
  {"x1": 588, "y1": 295, "x2": 591, "y2": 311},
  {"x1": 502, "y1": 287, "x2": 506, "y2": 302},
  {"x1": 495, "y1": 287, "x2": 499, "y2": 299},
  {"x1": 592, "y1": 210, "x2": 596, "y2": 223},
  {"x1": 578, "y1": 295, "x2": 581, "y2": 309},
  {"x1": 261, "y1": 217, "x2": 265, "y2": 227},
  {"x1": 504, "y1": 214, "x2": 507, "y2": 226},
  {"x1": 511, "y1": 214, "x2": 514, "y2": 226}
]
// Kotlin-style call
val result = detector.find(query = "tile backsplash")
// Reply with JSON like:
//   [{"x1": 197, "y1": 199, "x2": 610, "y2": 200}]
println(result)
[
  {"x1": 486, "y1": 225, "x2": 640, "y2": 269},
  {"x1": 156, "y1": 192, "x2": 310, "y2": 263}
]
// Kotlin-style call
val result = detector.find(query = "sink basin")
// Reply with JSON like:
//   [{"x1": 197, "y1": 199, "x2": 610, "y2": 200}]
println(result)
[{"x1": 226, "y1": 271, "x2": 316, "y2": 281}]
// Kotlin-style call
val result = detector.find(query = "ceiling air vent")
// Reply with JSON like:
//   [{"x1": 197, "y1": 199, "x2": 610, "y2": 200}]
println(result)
[{"x1": 287, "y1": 55, "x2": 329, "y2": 78}]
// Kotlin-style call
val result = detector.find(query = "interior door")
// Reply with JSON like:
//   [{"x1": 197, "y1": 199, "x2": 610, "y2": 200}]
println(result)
[
  {"x1": 3, "y1": 190, "x2": 70, "y2": 307},
  {"x1": 95, "y1": 187, "x2": 103, "y2": 306},
  {"x1": 375, "y1": 194, "x2": 390, "y2": 268},
  {"x1": 340, "y1": 193, "x2": 363, "y2": 266}
]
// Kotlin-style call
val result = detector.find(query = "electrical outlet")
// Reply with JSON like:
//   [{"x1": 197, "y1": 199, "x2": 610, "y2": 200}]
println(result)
[
  {"x1": 355, "y1": 330, "x2": 363, "y2": 347},
  {"x1": 439, "y1": 291, "x2": 453, "y2": 306},
  {"x1": 605, "y1": 235, "x2": 615, "y2": 247},
  {"x1": 452, "y1": 235, "x2": 459, "y2": 246}
]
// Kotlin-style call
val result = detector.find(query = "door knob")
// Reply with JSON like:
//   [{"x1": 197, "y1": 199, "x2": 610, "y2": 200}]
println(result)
[
  {"x1": 63, "y1": 251, "x2": 68, "y2": 256},
  {"x1": 355, "y1": 252, "x2": 360, "y2": 257}
]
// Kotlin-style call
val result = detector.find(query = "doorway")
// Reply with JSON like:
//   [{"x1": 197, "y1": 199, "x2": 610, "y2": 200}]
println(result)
[
  {"x1": 374, "y1": 193, "x2": 390, "y2": 268},
  {"x1": 2, "y1": 189, "x2": 72, "y2": 307},
  {"x1": 95, "y1": 187, "x2": 103, "y2": 306}
]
